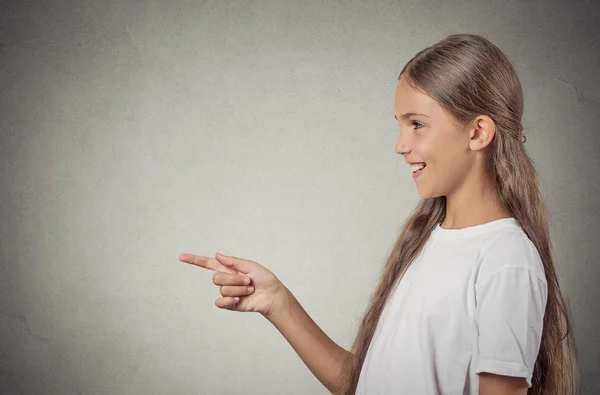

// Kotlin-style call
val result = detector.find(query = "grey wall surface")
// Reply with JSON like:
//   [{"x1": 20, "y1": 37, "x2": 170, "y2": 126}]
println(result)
[{"x1": 1, "y1": 0, "x2": 598, "y2": 394}]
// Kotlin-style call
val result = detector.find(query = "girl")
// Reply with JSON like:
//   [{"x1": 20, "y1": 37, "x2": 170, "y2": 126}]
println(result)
[{"x1": 179, "y1": 33, "x2": 580, "y2": 394}]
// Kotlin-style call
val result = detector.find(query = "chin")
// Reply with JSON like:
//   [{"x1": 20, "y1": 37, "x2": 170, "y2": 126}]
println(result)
[
  {"x1": 417, "y1": 188, "x2": 442, "y2": 200},
  {"x1": 417, "y1": 191, "x2": 430, "y2": 199}
]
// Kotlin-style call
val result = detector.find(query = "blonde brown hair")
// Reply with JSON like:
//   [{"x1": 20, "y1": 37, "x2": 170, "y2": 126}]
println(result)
[{"x1": 337, "y1": 33, "x2": 580, "y2": 395}]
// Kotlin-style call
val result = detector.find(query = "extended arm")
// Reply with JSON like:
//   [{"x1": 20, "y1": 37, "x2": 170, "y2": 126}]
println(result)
[{"x1": 265, "y1": 286, "x2": 354, "y2": 394}]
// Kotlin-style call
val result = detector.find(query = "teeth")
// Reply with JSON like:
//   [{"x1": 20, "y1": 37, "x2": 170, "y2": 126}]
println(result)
[{"x1": 411, "y1": 163, "x2": 426, "y2": 172}]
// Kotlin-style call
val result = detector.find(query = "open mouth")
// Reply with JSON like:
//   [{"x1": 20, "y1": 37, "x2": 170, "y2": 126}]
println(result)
[
  {"x1": 411, "y1": 163, "x2": 426, "y2": 179},
  {"x1": 411, "y1": 163, "x2": 426, "y2": 172}
]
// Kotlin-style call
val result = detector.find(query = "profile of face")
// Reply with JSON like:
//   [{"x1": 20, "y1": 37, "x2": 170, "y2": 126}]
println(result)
[{"x1": 394, "y1": 75, "x2": 480, "y2": 199}]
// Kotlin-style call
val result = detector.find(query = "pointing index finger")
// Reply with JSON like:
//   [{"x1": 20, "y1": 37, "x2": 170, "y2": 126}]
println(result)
[{"x1": 179, "y1": 253, "x2": 236, "y2": 274}]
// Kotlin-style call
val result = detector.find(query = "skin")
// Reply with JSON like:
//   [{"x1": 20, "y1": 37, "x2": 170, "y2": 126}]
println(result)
[
  {"x1": 178, "y1": 252, "x2": 282, "y2": 316},
  {"x1": 179, "y1": 252, "x2": 349, "y2": 393},
  {"x1": 179, "y1": 75, "x2": 529, "y2": 394},
  {"x1": 393, "y1": 74, "x2": 513, "y2": 230},
  {"x1": 394, "y1": 74, "x2": 527, "y2": 394}
]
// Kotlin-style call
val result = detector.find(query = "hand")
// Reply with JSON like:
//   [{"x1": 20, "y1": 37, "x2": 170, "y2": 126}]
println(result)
[{"x1": 179, "y1": 252, "x2": 289, "y2": 318}]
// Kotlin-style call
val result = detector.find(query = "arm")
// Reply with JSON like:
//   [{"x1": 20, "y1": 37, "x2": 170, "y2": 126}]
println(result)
[
  {"x1": 474, "y1": 264, "x2": 547, "y2": 394},
  {"x1": 479, "y1": 372, "x2": 528, "y2": 395},
  {"x1": 264, "y1": 286, "x2": 354, "y2": 394}
]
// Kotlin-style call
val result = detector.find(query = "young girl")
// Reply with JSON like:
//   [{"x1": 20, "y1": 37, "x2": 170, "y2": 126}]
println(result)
[{"x1": 179, "y1": 34, "x2": 580, "y2": 394}]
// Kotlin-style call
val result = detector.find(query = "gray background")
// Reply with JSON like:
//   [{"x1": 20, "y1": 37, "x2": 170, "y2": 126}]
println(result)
[{"x1": 1, "y1": 0, "x2": 598, "y2": 394}]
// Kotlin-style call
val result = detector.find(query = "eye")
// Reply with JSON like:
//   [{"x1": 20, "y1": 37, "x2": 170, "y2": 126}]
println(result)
[{"x1": 412, "y1": 120, "x2": 424, "y2": 130}]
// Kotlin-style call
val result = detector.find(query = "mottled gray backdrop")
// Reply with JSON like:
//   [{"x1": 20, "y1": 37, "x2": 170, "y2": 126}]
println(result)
[{"x1": 1, "y1": 0, "x2": 598, "y2": 394}]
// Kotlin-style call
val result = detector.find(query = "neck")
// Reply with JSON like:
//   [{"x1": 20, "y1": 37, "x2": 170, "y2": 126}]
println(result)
[{"x1": 441, "y1": 167, "x2": 512, "y2": 230}]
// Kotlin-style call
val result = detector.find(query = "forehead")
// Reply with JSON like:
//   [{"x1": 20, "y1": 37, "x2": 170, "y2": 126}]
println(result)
[{"x1": 394, "y1": 77, "x2": 440, "y2": 116}]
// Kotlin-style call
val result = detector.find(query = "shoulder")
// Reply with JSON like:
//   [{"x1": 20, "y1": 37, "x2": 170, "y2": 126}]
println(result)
[{"x1": 475, "y1": 226, "x2": 547, "y2": 289}]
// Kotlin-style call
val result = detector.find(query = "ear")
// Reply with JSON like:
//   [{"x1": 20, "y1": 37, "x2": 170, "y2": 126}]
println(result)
[{"x1": 468, "y1": 115, "x2": 496, "y2": 151}]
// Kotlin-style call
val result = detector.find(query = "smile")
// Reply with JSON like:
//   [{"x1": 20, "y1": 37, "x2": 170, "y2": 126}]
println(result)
[{"x1": 412, "y1": 166, "x2": 425, "y2": 180}]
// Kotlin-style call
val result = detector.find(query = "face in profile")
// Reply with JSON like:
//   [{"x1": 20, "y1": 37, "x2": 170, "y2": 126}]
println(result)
[{"x1": 394, "y1": 76, "x2": 475, "y2": 199}]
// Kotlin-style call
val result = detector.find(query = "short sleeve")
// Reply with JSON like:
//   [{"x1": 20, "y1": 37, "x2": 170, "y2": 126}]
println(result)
[{"x1": 474, "y1": 267, "x2": 548, "y2": 387}]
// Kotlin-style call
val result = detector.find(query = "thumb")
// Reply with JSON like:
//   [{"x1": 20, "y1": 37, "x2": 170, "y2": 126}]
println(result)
[{"x1": 214, "y1": 252, "x2": 254, "y2": 274}]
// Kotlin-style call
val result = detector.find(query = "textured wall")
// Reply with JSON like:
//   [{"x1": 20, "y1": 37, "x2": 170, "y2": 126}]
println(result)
[{"x1": 1, "y1": 0, "x2": 598, "y2": 394}]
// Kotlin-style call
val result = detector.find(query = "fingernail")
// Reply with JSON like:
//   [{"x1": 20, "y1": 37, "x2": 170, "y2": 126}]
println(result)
[
  {"x1": 234, "y1": 297, "x2": 240, "y2": 302},
  {"x1": 243, "y1": 277, "x2": 250, "y2": 284},
  {"x1": 247, "y1": 286, "x2": 254, "y2": 292}
]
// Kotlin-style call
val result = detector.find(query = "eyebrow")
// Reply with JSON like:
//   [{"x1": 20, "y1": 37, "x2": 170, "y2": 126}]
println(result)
[{"x1": 395, "y1": 113, "x2": 430, "y2": 121}]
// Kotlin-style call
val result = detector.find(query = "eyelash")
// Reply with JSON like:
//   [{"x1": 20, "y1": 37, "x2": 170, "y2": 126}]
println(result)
[
  {"x1": 412, "y1": 120, "x2": 424, "y2": 130},
  {"x1": 397, "y1": 121, "x2": 424, "y2": 131}
]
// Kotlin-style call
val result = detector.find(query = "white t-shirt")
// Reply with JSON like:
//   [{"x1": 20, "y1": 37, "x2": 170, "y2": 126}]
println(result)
[{"x1": 355, "y1": 217, "x2": 548, "y2": 394}]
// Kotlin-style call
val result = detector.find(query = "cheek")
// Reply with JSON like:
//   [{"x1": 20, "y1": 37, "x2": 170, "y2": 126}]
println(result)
[
  {"x1": 424, "y1": 134, "x2": 463, "y2": 165},
  {"x1": 432, "y1": 151, "x2": 470, "y2": 190},
  {"x1": 416, "y1": 140, "x2": 444, "y2": 171},
  {"x1": 418, "y1": 141, "x2": 464, "y2": 190}
]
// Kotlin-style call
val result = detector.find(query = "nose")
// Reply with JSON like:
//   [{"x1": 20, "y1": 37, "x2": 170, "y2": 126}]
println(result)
[{"x1": 394, "y1": 132, "x2": 411, "y2": 155}]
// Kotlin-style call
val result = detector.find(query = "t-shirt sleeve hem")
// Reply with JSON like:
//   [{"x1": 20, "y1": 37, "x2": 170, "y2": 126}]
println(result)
[{"x1": 476, "y1": 359, "x2": 532, "y2": 387}]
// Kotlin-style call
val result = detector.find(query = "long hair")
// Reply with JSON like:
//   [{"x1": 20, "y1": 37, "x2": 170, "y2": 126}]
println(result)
[{"x1": 336, "y1": 34, "x2": 580, "y2": 395}]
